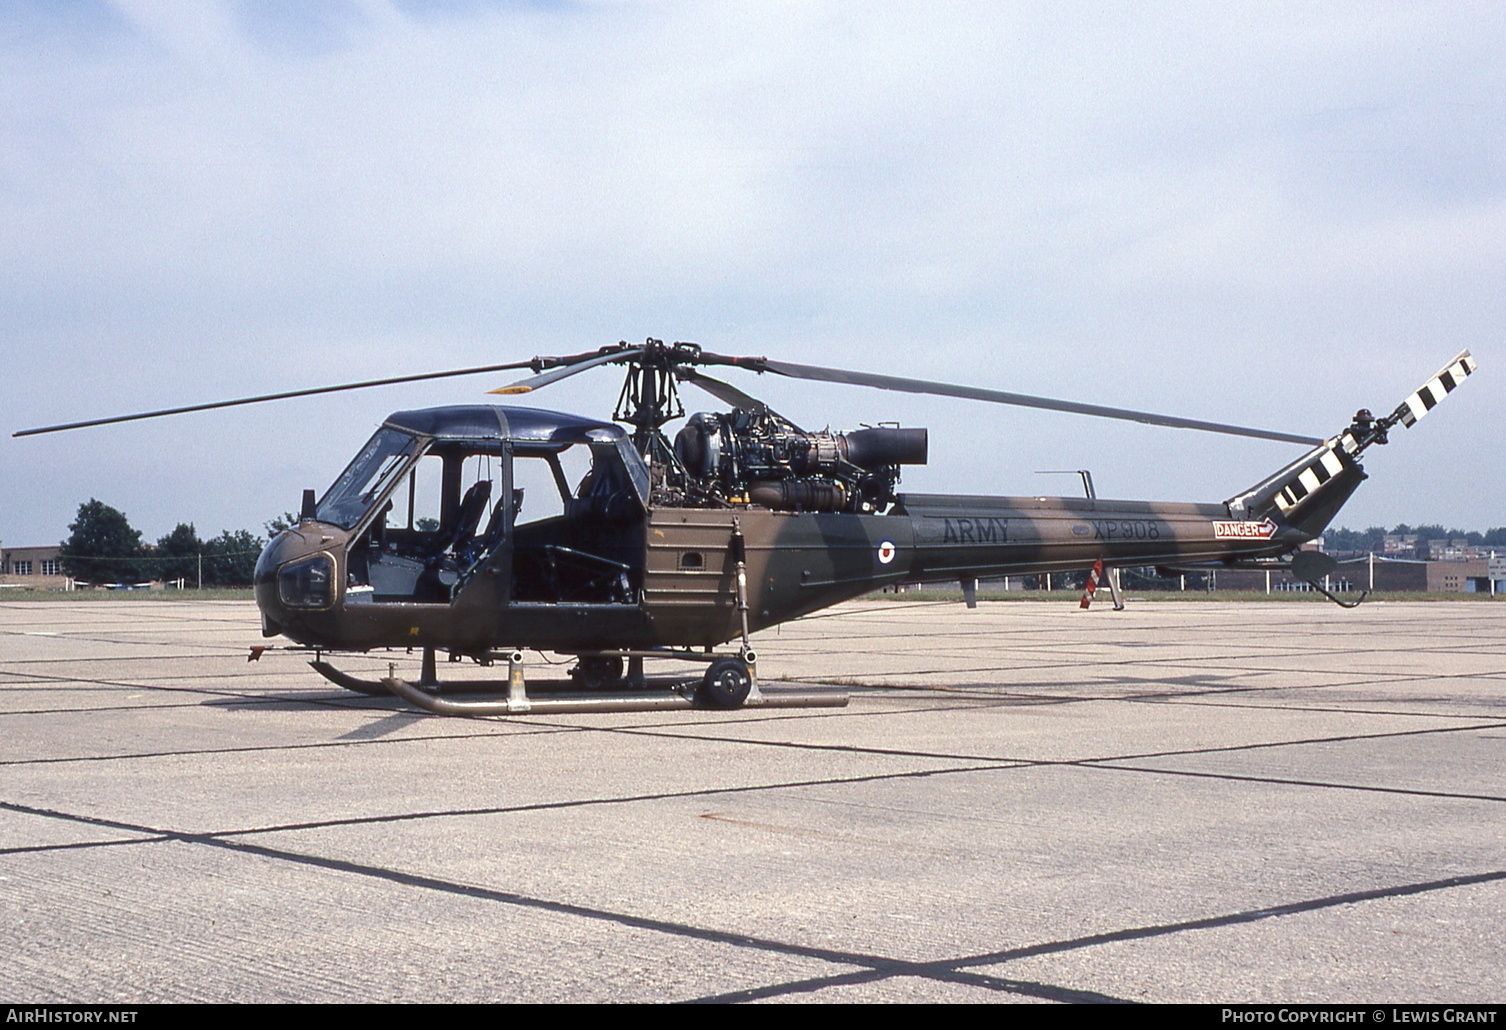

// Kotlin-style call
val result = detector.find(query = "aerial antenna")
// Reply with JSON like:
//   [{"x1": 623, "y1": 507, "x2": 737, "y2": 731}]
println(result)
[{"x1": 1037, "y1": 469, "x2": 1096, "y2": 501}]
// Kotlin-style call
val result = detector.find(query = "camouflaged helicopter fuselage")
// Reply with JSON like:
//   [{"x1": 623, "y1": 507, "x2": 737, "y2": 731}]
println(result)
[
  {"x1": 258, "y1": 486, "x2": 1340, "y2": 655},
  {"x1": 253, "y1": 401, "x2": 1371, "y2": 655}
]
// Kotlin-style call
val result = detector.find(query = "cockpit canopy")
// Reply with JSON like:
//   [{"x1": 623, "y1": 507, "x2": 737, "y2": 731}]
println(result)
[{"x1": 316, "y1": 405, "x2": 650, "y2": 532}]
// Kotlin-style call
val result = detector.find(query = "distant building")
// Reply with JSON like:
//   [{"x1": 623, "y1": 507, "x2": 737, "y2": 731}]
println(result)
[
  {"x1": 1426, "y1": 538, "x2": 1476, "y2": 561},
  {"x1": 1419, "y1": 556, "x2": 1495, "y2": 593},
  {"x1": 1208, "y1": 554, "x2": 1501, "y2": 595},
  {"x1": 0, "y1": 543, "x2": 70, "y2": 590}
]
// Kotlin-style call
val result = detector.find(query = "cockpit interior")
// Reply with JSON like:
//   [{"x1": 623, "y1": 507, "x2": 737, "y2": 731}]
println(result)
[{"x1": 324, "y1": 407, "x2": 648, "y2": 607}]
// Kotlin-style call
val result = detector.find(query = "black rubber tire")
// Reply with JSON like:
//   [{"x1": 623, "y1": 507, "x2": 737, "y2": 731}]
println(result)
[
  {"x1": 699, "y1": 658, "x2": 752, "y2": 709},
  {"x1": 572, "y1": 655, "x2": 624, "y2": 690}
]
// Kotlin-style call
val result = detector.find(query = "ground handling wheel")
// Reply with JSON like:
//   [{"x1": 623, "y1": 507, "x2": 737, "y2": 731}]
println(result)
[
  {"x1": 571, "y1": 655, "x2": 624, "y2": 690},
  {"x1": 698, "y1": 657, "x2": 753, "y2": 709}
]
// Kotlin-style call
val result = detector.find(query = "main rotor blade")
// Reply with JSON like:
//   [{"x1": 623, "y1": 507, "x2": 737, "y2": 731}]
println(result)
[
  {"x1": 14, "y1": 360, "x2": 542, "y2": 438},
  {"x1": 674, "y1": 367, "x2": 805, "y2": 432},
  {"x1": 746, "y1": 358, "x2": 1324, "y2": 446},
  {"x1": 489, "y1": 347, "x2": 644, "y2": 395},
  {"x1": 674, "y1": 368, "x2": 764, "y2": 409}
]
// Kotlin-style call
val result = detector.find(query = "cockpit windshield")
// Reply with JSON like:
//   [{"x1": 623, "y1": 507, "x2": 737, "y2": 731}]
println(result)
[{"x1": 316, "y1": 428, "x2": 418, "y2": 529}]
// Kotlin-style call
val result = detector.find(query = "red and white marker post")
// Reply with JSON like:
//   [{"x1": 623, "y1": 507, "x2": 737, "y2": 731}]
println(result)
[{"x1": 1080, "y1": 559, "x2": 1105, "y2": 610}]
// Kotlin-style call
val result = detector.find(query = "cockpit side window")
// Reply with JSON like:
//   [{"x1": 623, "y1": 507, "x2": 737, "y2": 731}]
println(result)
[
  {"x1": 513, "y1": 442, "x2": 592, "y2": 526},
  {"x1": 316, "y1": 428, "x2": 418, "y2": 529},
  {"x1": 509, "y1": 440, "x2": 646, "y2": 526},
  {"x1": 344, "y1": 440, "x2": 511, "y2": 604}
]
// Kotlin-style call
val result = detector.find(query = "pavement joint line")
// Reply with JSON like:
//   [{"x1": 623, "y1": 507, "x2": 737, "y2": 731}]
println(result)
[
  {"x1": 600, "y1": 718, "x2": 1506, "y2": 805},
  {"x1": 0, "y1": 695, "x2": 404, "y2": 718},
  {"x1": 470, "y1": 692, "x2": 1061, "y2": 737},
  {"x1": 1060, "y1": 718, "x2": 1506, "y2": 766},
  {"x1": 0, "y1": 682, "x2": 910, "y2": 731},
  {"x1": 1082, "y1": 761, "x2": 1506, "y2": 804},
  {"x1": 0, "y1": 722, "x2": 578, "y2": 767},
  {"x1": 0, "y1": 764, "x2": 1012, "y2": 844},
  {"x1": 0, "y1": 677, "x2": 433, "y2": 713},
  {"x1": 1102, "y1": 722, "x2": 1494, "y2": 771},
  {"x1": 822, "y1": 656, "x2": 1506, "y2": 682},
  {"x1": 0, "y1": 668, "x2": 337, "y2": 686},
  {"x1": 1135, "y1": 664, "x2": 1506, "y2": 682},
  {"x1": 945, "y1": 867, "x2": 1506, "y2": 970},
  {"x1": 10, "y1": 728, "x2": 1493, "y2": 841},
  {"x1": 0, "y1": 795, "x2": 1114, "y2": 1004},
  {"x1": 0, "y1": 669, "x2": 299, "y2": 700},
  {"x1": 7, "y1": 647, "x2": 1498, "y2": 689},
  {"x1": 688, "y1": 966, "x2": 1133, "y2": 1004},
  {"x1": 26, "y1": 796, "x2": 1501, "y2": 1005},
  {"x1": 710, "y1": 865, "x2": 1506, "y2": 1004},
  {"x1": 0, "y1": 652, "x2": 262, "y2": 667},
  {"x1": 1125, "y1": 695, "x2": 1506, "y2": 722},
  {"x1": 0, "y1": 687, "x2": 403, "y2": 718},
  {"x1": 0, "y1": 668, "x2": 502, "y2": 716},
  {"x1": 0, "y1": 636, "x2": 263, "y2": 655},
  {"x1": 0, "y1": 835, "x2": 172, "y2": 856},
  {"x1": 10, "y1": 636, "x2": 1498, "y2": 674},
  {"x1": 0, "y1": 700, "x2": 313, "y2": 720},
  {"x1": 192, "y1": 721, "x2": 1506, "y2": 833},
  {"x1": 830, "y1": 669, "x2": 1506, "y2": 708},
  {"x1": 202, "y1": 763, "x2": 1011, "y2": 837},
  {"x1": 836, "y1": 686, "x2": 1090, "y2": 706},
  {"x1": 838, "y1": 681, "x2": 1391, "y2": 708},
  {"x1": 788, "y1": 600, "x2": 959, "y2": 621},
  {"x1": 7, "y1": 695, "x2": 1495, "y2": 782},
  {"x1": 595, "y1": 723, "x2": 1040, "y2": 764}
]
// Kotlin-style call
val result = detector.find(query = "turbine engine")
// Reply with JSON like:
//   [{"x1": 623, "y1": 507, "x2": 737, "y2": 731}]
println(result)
[{"x1": 673, "y1": 407, "x2": 927, "y2": 512}]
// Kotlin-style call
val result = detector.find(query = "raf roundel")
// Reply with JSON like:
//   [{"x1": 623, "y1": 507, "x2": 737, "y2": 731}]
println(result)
[{"x1": 877, "y1": 539, "x2": 897, "y2": 565}]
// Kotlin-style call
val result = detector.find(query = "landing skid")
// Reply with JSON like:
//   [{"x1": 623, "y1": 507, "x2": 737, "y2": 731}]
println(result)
[
  {"x1": 309, "y1": 649, "x2": 848, "y2": 716},
  {"x1": 1311, "y1": 584, "x2": 1368, "y2": 609},
  {"x1": 309, "y1": 659, "x2": 516, "y2": 695}
]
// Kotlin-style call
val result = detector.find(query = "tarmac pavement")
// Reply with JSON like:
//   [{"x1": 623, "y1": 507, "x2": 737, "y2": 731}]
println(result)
[{"x1": 1, "y1": 596, "x2": 1502, "y2": 1003}]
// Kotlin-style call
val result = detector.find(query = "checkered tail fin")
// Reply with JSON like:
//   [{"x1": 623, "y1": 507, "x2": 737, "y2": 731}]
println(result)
[{"x1": 1231, "y1": 350, "x2": 1477, "y2": 532}]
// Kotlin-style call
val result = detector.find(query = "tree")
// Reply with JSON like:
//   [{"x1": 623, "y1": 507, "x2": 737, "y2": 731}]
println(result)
[
  {"x1": 59, "y1": 500, "x2": 144, "y2": 584},
  {"x1": 1324, "y1": 525, "x2": 1387, "y2": 554},
  {"x1": 201, "y1": 530, "x2": 264, "y2": 587},
  {"x1": 265, "y1": 512, "x2": 299, "y2": 537},
  {"x1": 155, "y1": 523, "x2": 203, "y2": 585},
  {"x1": 1411, "y1": 523, "x2": 1447, "y2": 543}
]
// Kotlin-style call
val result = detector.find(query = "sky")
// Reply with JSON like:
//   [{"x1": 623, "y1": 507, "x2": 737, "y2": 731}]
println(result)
[{"x1": 3, "y1": 0, "x2": 1503, "y2": 548}]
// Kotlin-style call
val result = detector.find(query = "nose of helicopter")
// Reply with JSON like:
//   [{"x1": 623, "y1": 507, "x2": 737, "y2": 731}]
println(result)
[{"x1": 253, "y1": 523, "x2": 346, "y2": 638}]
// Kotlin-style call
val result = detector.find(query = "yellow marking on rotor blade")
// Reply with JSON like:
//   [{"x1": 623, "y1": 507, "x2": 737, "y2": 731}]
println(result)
[{"x1": 488, "y1": 385, "x2": 534, "y2": 395}]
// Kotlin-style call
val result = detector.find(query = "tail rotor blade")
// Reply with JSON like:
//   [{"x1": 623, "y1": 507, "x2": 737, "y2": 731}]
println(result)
[{"x1": 1392, "y1": 350, "x2": 1476, "y2": 429}]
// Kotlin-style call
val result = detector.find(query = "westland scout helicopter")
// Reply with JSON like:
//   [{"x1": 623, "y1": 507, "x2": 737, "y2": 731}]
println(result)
[{"x1": 17, "y1": 341, "x2": 1476, "y2": 715}]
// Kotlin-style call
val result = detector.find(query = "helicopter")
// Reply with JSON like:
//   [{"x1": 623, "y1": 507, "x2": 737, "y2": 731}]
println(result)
[{"x1": 15, "y1": 340, "x2": 1476, "y2": 715}]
